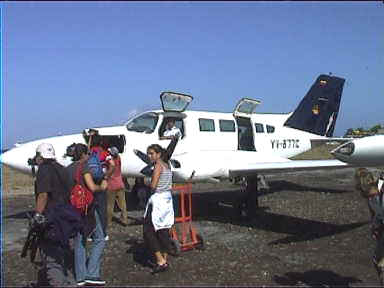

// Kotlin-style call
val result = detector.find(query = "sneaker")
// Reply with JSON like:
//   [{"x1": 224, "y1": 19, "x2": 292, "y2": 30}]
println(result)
[
  {"x1": 76, "y1": 280, "x2": 86, "y2": 286},
  {"x1": 104, "y1": 235, "x2": 109, "y2": 241},
  {"x1": 151, "y1": 263, "x2": 169, "y2": 274},
  {"x1": 85, "y1": 278, "x2": 106, "y2": 285}
]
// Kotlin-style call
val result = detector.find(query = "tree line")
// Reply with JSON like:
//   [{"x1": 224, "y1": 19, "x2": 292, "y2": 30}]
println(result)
[{"x1": 344, "y1": 124, "x2": 383, "y2": 137}]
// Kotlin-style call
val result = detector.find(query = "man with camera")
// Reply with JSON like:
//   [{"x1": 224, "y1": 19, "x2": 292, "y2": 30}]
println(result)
[{"x1": 32, "y1": 143, "x2": 79, "y2": 286}]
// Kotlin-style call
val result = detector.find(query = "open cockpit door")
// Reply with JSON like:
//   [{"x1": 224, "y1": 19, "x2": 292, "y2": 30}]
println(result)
[
  {"x1": 160, "y1": 91, "x2": 193, "y2": 112},
  {"x1": 233, "y1": 98, "x2": 261, "y2": 118}
]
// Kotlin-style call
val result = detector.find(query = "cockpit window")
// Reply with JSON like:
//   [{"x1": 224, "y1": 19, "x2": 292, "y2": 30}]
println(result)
[{"x1": 126, "y1": 112, "x2": 159, "y2": 133}]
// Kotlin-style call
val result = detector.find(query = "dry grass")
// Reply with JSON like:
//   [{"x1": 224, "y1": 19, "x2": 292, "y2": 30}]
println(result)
[
  {"x1": 291, "y1": 143, "x2": 339, "y2": 160},
  {"x1": 1, "y1": 165, "x2": 35, "y2": 196}
]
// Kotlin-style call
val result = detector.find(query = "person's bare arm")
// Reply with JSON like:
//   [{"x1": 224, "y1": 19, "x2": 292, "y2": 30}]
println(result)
[
  {"x1": 150, "y1": 163, "x2": 162, "y2": 190},
  {"x1": 105, "y1": 159, "x2": 115, "y2": 179},
  {"x1": 35, "y1": 192, "x2": 48, "y2": 214},
  {"x1": 84, "y1": 173, "x2": 108, "y2": 192}
]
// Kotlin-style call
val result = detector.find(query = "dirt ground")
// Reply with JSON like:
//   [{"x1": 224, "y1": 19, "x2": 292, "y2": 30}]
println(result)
[{"x1": 2, "y1": 167, "x2": 383, "y2": 287}]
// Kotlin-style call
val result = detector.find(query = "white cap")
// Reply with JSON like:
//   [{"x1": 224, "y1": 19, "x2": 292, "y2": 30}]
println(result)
[{"x1": 36, "y1": 143, "x2": 56, "y2": 159}]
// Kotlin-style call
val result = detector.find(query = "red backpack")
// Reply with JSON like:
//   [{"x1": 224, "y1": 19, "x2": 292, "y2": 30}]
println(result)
[{"x1": 70, "y1": 162, "x2": 94, "y2": 214}]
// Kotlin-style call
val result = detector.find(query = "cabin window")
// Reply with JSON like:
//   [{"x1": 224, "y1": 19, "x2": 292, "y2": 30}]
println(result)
[
  {"x1": 219, "y1": 120, "x2": 235, "y2": 132},
  {"x1": 255, "y1": 123, "x2": 264, "y2": 133},
  {"x1": 266, "y1": 125, "x2": 275, "y2": 133},
  {"x1": 199, "y1": 118, "x2": 215, "y2": 132},
  {"x1": 126, "y1": 112, "x2": 159, "y2": 133}
]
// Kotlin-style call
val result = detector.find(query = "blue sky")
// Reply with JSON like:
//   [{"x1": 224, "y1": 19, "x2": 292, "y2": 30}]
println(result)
[{"x1": 2, "y1": 1, "x2": 383, "y2": 149}]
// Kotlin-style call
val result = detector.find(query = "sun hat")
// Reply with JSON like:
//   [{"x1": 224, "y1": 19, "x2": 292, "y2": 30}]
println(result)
[{"x1": 36, "y1": 143, "x2": 56, "y2": 159}]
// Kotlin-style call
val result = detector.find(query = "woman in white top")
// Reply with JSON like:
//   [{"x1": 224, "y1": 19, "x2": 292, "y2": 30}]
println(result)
[{"x1": 143, "y1": 144, "x2": 174, "y2": 273}]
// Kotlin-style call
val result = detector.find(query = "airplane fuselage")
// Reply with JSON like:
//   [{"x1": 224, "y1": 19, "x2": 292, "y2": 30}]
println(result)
[
  {"x1": 2, "y1": 75, "x2": 349, "y2": 183},
  {"x1": 1, "y1": 109, "x2": 327, "y2": 182}
]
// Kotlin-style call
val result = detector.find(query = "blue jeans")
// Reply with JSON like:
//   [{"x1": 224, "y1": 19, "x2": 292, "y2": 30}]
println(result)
[
  {"x1": 94, "y1": 190, "x2": 107, "y2": 236},
  {"x1": 74, "y1": 210, "x2": 106, "y2": 281}
]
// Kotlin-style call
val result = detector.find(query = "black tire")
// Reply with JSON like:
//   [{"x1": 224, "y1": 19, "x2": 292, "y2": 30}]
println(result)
[
  {"x1": 169, "y1": 238, "x2": 181, "y2": 257},
  {"x1": 195, "y1": 233, "x2": 205, "y2": 250}
]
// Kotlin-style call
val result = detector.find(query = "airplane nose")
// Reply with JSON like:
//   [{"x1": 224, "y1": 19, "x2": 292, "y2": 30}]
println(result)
[
  {"x1": 1, "y1": 149, "x2": 15, "y2": 166},
  {"x1": 1, "y1": 145, "x2": 35, "y2": 173}
]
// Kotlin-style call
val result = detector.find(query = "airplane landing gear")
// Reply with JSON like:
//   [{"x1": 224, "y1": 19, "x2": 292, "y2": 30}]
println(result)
[{"x1": 237, "y1": 175, "x2": 259, "y2": 219}]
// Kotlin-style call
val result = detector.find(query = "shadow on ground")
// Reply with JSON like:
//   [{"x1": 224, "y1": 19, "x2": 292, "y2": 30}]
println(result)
[
  {"x1": 266, "y1": 179, "x2": 351, "y2": 196},
  {"x1": 190, "y1": 182, "x2": 367, "y2": 245},
  {"x1": 125, "y1": 237, "x2": 155, "y2": 268},
  {"x1": 5, "y1": 210, "x2": 34, "y2": 220},
  {"x1": 273, "y1": 270, "x2": 363, "y2": 287}
]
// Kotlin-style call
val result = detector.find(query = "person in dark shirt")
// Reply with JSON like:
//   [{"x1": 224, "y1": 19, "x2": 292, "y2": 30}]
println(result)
[{"x1": 33, "y1": 143, "x2": 76, "y2": 286}]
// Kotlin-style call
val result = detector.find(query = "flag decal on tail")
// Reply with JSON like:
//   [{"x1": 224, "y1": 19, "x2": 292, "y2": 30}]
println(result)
[{"x1": 312, "y1": 104, "x2": 320, "y2": 115}]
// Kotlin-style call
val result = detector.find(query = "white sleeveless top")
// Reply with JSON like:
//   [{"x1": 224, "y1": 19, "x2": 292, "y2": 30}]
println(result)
[
  {"x1": 155, "y1": 163, "x2": 172, "y2": 193},
  {"x1": 143, "y1": 162, "x2": 174, "y2": 231}
]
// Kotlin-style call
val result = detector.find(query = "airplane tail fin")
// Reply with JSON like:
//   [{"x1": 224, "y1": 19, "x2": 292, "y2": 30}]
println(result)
[{"x1": 284, "y1": 74, "x2": 345, "y2": 137}]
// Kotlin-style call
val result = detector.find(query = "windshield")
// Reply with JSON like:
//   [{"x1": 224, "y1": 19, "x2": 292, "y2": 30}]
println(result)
[{"x1": 126, "y1": 112, "x2": 159, "y2": 133}]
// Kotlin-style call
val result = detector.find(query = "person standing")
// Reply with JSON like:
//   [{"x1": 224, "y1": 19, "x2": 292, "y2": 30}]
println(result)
[
  {"x1": 33, "y1": 143, "x2": 79, "y2": 287},
  {"x1": 131, "y1": 177, "x2": 151, "y2": 210},
  {"x1": 143, "y1": 144, "x2": 174, "y2": 273},
  {"x1": 88, "y1": 133, "x2": 115, "y2": 239},
  {"x1": 68, "y1": 143, "x2": 108, "y2": 286},
  {"x1": 106, "y1": 146, "x2": 128, "y2": 226}
]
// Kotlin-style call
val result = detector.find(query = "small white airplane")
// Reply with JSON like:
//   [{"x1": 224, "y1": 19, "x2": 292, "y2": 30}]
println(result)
[
  {"x1": 331, "y1": 135, "x2": 384, "y2": 166},
  {"x1": 1, "y1": 74, "x2": 352, "y2": 217}
]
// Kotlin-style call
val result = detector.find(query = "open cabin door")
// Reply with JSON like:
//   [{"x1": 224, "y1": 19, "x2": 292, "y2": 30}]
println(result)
[
  {"x1": 82, "y1": 129, "x2": 126, "y2": 153},
  {"x1": 233, "y1": 98, "x2": 261, "y2": 151}
]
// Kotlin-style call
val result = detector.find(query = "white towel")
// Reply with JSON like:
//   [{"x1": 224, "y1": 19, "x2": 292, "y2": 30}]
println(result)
[
  {"x1": 378, "y1": 179, "x2": 384, "y2": 192},
  {"x1": 144, "y1": 191, "x2": 174, "y2": 231}
]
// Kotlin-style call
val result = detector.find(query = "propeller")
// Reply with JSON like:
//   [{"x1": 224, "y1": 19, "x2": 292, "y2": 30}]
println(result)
[{"x1": 133, "y1": 137, "x2": 181, "y2": 177}]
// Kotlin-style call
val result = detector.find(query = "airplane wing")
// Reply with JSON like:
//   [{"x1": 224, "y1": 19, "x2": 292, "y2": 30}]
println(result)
[
  {"x1": 172, "y1": 150, "x2": 353, "y2": 181},
  {"x1": 228, "y1": 159, "x2": 353, "y2": 177}
]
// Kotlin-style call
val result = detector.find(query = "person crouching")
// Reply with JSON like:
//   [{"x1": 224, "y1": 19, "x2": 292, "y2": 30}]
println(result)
[{"x1": 355, "y1": 168, "x2": 384, "y2": 286}]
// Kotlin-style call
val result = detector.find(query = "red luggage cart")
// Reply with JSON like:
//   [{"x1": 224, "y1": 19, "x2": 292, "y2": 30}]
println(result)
[{"x1": 170, "y1": 183, "x2": 204, "y2": 254}]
